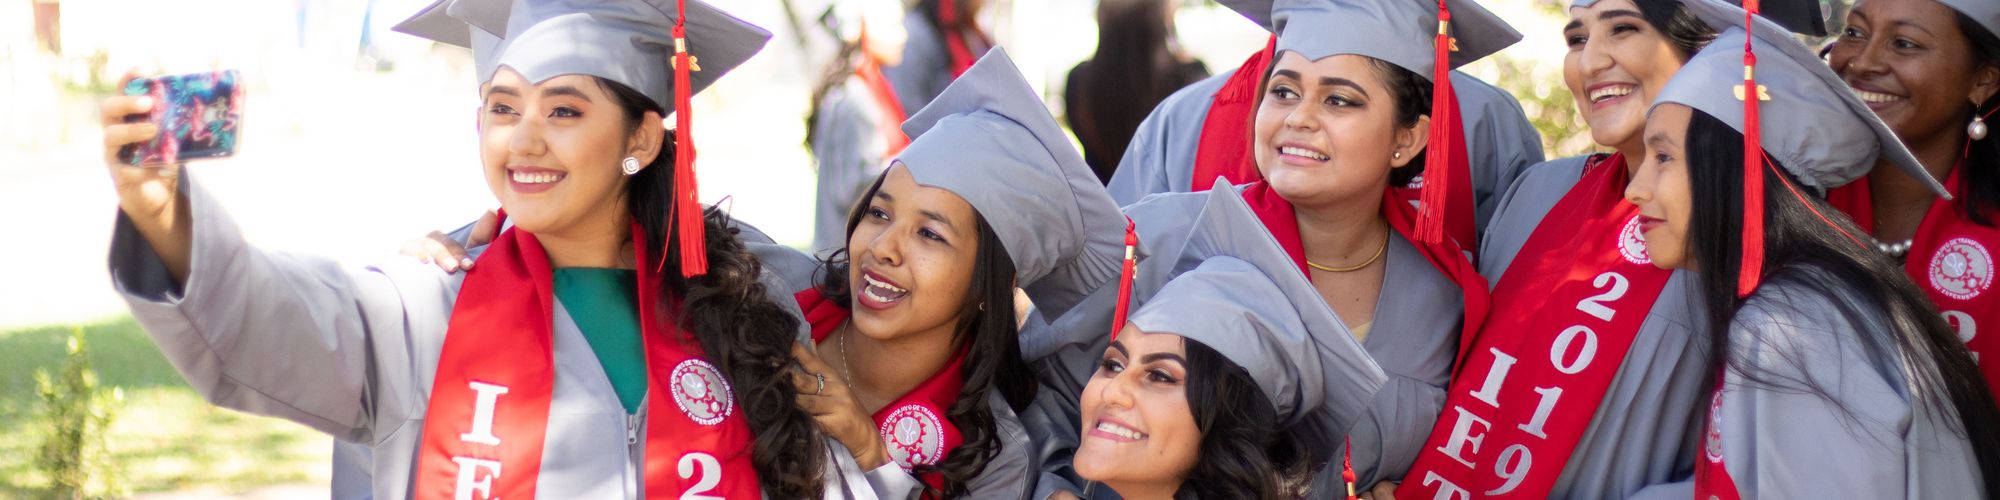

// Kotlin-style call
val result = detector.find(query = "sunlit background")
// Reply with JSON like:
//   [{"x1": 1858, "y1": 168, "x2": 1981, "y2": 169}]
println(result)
[{"x1": 0, "y1": 0, "x2": 1837, "y2": 497}]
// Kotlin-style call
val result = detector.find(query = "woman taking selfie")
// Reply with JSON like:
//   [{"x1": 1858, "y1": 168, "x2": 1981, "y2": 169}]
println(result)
[
  {"x1": 97, "y1": 1, "x2": 908, "y2": 497},
  {"x1": 1621, "y1": 0, "x2": 2000, "y2": 495}
]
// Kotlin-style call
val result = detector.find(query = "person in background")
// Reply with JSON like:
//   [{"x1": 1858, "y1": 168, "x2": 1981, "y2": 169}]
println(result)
[
  {"x1": 882, "y1": 0, "x2": 991, "y2": 112},
  {"x1": 1063, "y1": 0, "x2": 1209, "y2": 182},
  {"x1": 808, "y1": 0, "x2": 913, "y2": 256}
]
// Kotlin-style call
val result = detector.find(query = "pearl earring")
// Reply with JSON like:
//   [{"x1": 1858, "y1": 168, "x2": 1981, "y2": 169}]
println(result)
[
  {"x1": 621, "y1": 157, "x2": 642, "y2": 175},
  {"x1": 1971, "y1": 115, "x2": 1989, "y2": 141},
  {"x1": 1393, "y1": 152, "x2": 1402, "y2": 159}
]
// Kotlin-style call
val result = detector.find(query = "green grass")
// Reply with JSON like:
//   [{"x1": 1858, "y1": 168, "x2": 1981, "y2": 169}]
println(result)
[{"x1": 0, "y1": 317, "x2": 330, "y2": 497}]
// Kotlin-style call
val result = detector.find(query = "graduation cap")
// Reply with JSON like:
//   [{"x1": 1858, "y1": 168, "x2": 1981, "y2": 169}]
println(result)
[
  {"x1": 1939, "y1": 0, "x2": 2000, "y2": 43},
  {"x1": 1244, "y1": 0, "x2": 1522, "y2": 249},
  {"x1": 1654, "y1": 0, "x2": 1948, "y2": 297},
  {"x1": 1572, "y1": 0, "x2": 1827, "y2": 37},
  {"x1": 1123, "y1": 187, "x2": 1387, "y2": 467},
  {"x1": 893, "y1": 48, "x2": 1127, "y2": 319},
  {"x1": 393, "y1": 0, "x2": 772, "y2": 278}
]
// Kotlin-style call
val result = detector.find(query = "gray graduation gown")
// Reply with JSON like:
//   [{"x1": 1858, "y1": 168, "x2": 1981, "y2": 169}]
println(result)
[
  {"x1": 811, "y1": 76, "x2": 899, "y2": 256},
  {"x1": 880, "y1": 11, "x2": 988, "y2": 114},
  {"x1": 1020, "y1": 187, "x2": 1462, "y2": 498},
  {"x1": 746, "y1": 241, "x2": 1040, "y2": 500},
  {"x1": 1624, "y1": 274, "x2": 1986, "y2": 500},
  {"x1": 1476, "y1": 155, "x2": 1711, "y2": 499},
  {"x1": 1103, "y1": 70, "x2": 1545, "y2": 237},
  {"x1": 109, "y1": 170, "x2": 913, "y2": 499}
]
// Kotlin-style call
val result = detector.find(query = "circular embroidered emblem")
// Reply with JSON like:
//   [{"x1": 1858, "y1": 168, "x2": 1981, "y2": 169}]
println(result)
[
  {"x1": 1704, "y1": 391, "x2": 1725, "y2": 463},
  {"x1": 1619, "y1": 215, "x2": 1652, "y2": 265},
  {"x1": 879, "y1": 404, "x2": 945, "y2": 469},
  {"x1": 670, "y1": 359, "x2": 734, "y2": 426},
  {"x1": 1929, "y1": 237, "x2": 1993, "y2": 301}
]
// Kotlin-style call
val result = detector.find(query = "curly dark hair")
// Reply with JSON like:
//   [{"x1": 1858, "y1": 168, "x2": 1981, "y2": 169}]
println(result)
[
  {"x1": 1177, "y1": 340, "x2": 1310, "y2": 500},
  {"x1": 815, "y1": 171, "x2": 1038, "y2": 497},
  {"x1": 600, "y1": 78, "x2": 828, "y2": 498}
]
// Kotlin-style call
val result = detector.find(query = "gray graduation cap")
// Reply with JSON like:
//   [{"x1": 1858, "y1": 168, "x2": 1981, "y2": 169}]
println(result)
[
  {"x1": 392, "y1": 0, "x2": 771, "y2": 112},
  {"x1": 1654, "y1": 0, "x2": 1946, "y2": 196},
  {"x1": 1939, "y1": 0, "x2": 2000, "y2": 42},
  {"x1": 1126, "y1": 187, "x2": 1388, "y2": 462},
  {"x1": 1570, "y1": 0, "x2": 1826, "y2": 37},
  {"x1": 1250, "y1": 0, "x2": 1522, "y2": 76},
  {"x1": 895, "y1": 48, "x2": 1126, "y2": 319}
]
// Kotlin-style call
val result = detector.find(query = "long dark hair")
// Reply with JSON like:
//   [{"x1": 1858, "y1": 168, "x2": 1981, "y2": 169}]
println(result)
[
  {"x1": 814, "y1": 171, "x2": 1038, "y2": 497},
  {"x1": 1633, "y1": 0, "x2": 1718, "y2": 59},
  {"x1": 1176, "y1": 340, "x2": 1309, "y2": 500},
  {"x1": 1682, "y1": 110, "x2": 2000, "y2": 490},
  {"x1": 1069, "y1": 0, "x2": 1197, "y2": 179},
  {"x1": 600, "y1": 78, "x2": 828, "y2": 499},
  {"x1": 1953, "y1": 10, "x2": 2000, "y2": 225}
]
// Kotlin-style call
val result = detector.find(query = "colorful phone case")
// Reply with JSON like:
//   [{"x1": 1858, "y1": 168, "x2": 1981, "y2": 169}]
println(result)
[{"x1": 122, "y1": 70, "x2": 243, "y2": 166}]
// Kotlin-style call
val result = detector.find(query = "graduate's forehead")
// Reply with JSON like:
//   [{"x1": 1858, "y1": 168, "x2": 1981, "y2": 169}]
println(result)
[{"x1": 479, "y1": 70, "x2": 608, "y2": 101}]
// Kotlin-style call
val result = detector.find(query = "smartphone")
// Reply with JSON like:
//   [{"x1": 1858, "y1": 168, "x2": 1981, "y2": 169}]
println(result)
[{"x1": 120, "y1": 70, "x2": 244, "y2": 166}]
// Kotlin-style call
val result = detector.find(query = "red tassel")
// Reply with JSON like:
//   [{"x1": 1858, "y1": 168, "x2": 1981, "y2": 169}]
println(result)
[
  {"x1": 1108, "y1": 217, "x2": 1138, "y2": 341},
  {"x1": 670, "y1": 0, "x2": 708, "y2": 278},
  {"x1": 1343, "y1": 437, "x2": 1359, "y2": 500},
  {"x1": 1736, "y1": 2, "x2": 1762, "y2": 298},
  {"x1": 1414, "y1": 0, "x2": 1462, "y2": 246}
]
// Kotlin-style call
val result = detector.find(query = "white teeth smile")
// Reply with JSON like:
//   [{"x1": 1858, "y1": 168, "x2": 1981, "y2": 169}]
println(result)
[
  {"x1": 1279, "y1": 146, "x2": 1329, "y2": 161},
  {"x1": 510, "y1": 170, "x2": 564, "y2": 184},
  {"x1": 862, "y1": 274, "x2": 907, "y2": 294},
  {"x1": 1589, "y1": 85, "x2": 1635, "y2": 103},
  {"x1": 1096, "y1": 422, "x2": 1145, "y2": 440},
  {"x1": 1852, "y1": 88, "x2": 1903, "y2": 104},
  {"x1": 861, "y1": 274, "x2": 908, "y2": 304}
]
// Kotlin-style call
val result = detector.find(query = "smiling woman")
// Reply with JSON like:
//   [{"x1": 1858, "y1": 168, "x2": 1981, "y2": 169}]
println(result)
[{"x1": 86, "y1": 1, "x2": 912, "y2": 498}]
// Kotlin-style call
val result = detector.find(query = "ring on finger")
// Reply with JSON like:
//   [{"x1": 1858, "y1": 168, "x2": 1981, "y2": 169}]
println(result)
[{"x1": 814, "y1": 372, "x2": 827, "y2": 396}]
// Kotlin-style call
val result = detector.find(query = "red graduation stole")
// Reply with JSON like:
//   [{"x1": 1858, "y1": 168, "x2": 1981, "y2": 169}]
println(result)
[
  {"x1": 413, "y1": 222, "x2": 760, "y2": 499},
  {"x1": 1188, "y1": 37, "x2": 1277, "y2": 192},
  {"x1": 796, "y1": 289, "x2": 967, "y2": 498},
  {"x1": 934, "y1": 0, "x2": 986, "y2": 78},
  {"x1": 1241, "y1": 183, "x2": 1489, "y2": 341},
  {"x1": 854, "y1": 53, "x2": 911, "y2": 158},
  {"x1": 1693, "y1": 380, "x2": 1743, "y2": 500},
  {"x1": 1400, "y1": 154, "x2": 1676, "y2": 499},
  {"x1": 1828, "y1": 165, "x2": 2000, "y2": 394}
]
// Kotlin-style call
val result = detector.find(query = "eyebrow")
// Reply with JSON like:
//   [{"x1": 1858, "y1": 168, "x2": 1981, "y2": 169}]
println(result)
[
  {"x1": 540, "y1": 85, "x2": 594, "y2": 103},
  {"x1": 1324, "y1": 77, "x2": 1370, "y2": 98},
  {"x1": 1108, "y1": 341, "x2": 1128, "y2": 357},
  {"x1": 919, "y1": 209, "x2": 962, "y2": 234},
  {"x1": 1887, "y1": 19, "x2": 1937, "y2": 38},
  {"x1": 1140, "y1": 352, "x2": 1187, "y2": 366},
  {"x1": 486, "y1": 85, "x2": 521, "y2": 98},
  {"x1": 1645, "y1": 130, "x2": 1675, "y2": 148}
]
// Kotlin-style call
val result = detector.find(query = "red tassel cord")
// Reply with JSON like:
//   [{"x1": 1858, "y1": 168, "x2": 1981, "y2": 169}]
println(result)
[
  {"x1": 1415, "y1": 0, "x2": 1472, "y2": 248},
  {"x1": 1736, "y1": 1, "x2": 1763, "y2": 298},
  {"x1": 1108, "y1": 217, "x2": 1138, "y2": 341},
  {"x1": 668, "y1": 0, "x2": 708, "y2": 278},
  {"x1": 1343, "y1": 437, "x2": 1359, "y2": 500}
]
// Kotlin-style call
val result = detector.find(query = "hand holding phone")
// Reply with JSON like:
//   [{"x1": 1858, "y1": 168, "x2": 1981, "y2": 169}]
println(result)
[{"x1": 119, "y1": 70, "x2": 243, "y2": 166}]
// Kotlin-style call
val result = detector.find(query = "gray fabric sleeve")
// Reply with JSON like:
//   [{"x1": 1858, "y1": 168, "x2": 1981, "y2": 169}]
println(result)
[{"x1": 108, "y1": 171, "x2": 449, "y2": 444}]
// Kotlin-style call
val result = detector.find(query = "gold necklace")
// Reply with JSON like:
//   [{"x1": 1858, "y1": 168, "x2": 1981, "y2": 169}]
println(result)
[{"x1": 1306, "y1": 230, "x2": 1389, "y2": 273}]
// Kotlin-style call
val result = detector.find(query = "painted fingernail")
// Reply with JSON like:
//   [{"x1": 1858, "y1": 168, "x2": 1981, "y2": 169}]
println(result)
[
  {"x1": 460, "y1": 258, "x2": 475, "y2": 269},
  {"x1": 135, "y1": 97, "x2": 153, "y2": 109}
]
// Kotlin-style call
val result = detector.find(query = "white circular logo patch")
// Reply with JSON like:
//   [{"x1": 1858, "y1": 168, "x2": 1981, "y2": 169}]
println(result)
[
  {"x1": 1704, "y1": 390, "x2": 1725, "y2": 463},
  {"x1": 670, "y1": 359, "x2": 734, "y2": 426},
  {"x1": 880, "y1": 404, "x2": 945, "y2": 470},
  {"x1": 1619, "y1": 215, "x2": 1652, "y2": 265},
  {"x1": 1930, "y1": 237, "x2": 1993, "y2": 301}
]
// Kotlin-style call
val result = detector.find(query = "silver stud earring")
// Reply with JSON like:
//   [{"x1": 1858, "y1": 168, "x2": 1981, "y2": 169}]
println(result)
[
  {"x1": 621, "y1": 157, "x2": 642, "y2": 175},
  {"x1": 1971, "y1": 115, "x2": 1989, "y2": 141},
  {"x1": 1393, "y1": 152, "x2": 1402, "y2": 159}
]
